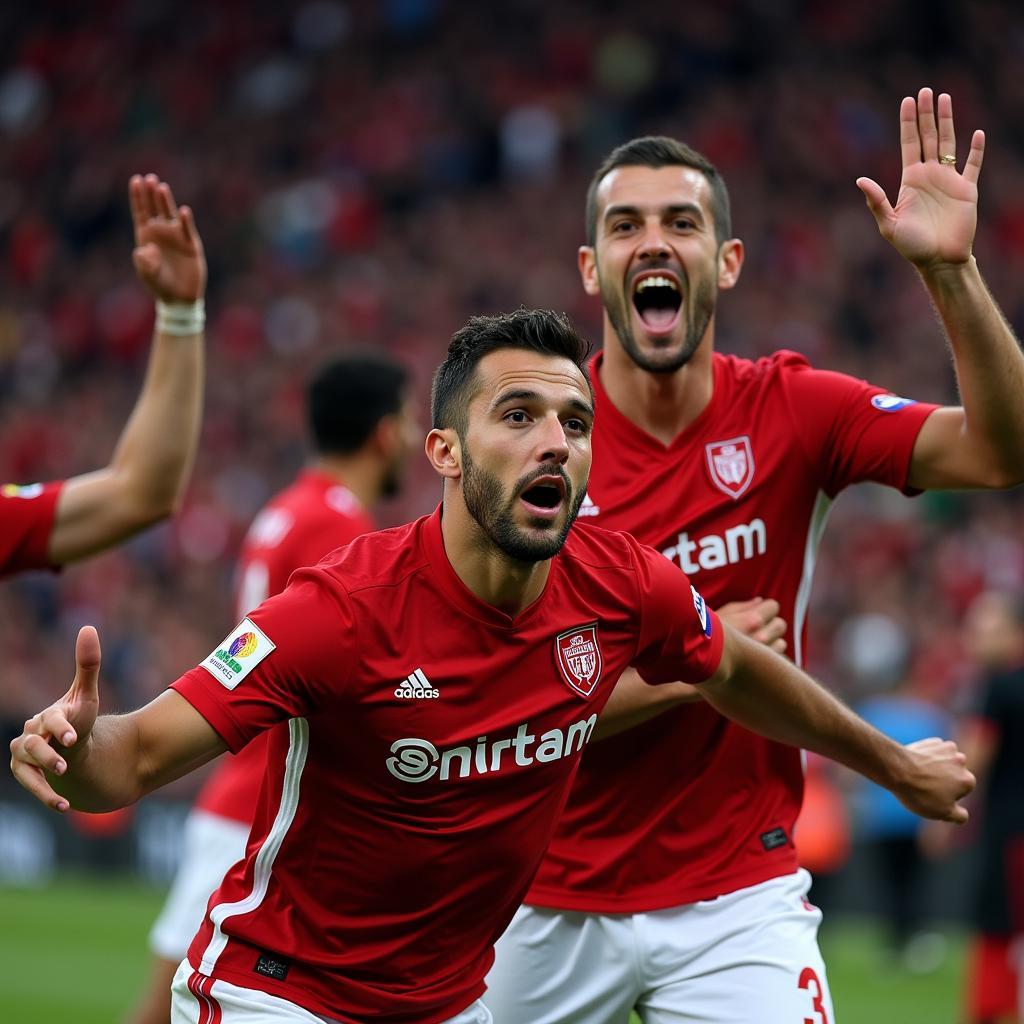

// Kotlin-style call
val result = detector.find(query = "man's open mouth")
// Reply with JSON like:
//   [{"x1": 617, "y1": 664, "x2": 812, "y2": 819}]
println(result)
[
  {"x1": 632, "y1": 273, "x2": 682, "y2": 333},
  {"x1": 520, "y1": 476, "x2": 567, "y2": 517}
]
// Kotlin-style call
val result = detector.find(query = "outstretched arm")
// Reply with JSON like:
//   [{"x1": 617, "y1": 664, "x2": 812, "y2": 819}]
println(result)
[
  {"x1": 10, "y1": 626, "x2": 226, "y2": 812},
  {"x1": 48, "y1": 174, "x2": 207, "y2": 564},
  {"x1": 858, "y1": 88, "x2": 1024, "y2": 491},
  {"x1": 595, "y1": 597, "x2": 787, "y2": 740},
  {"x1": 700, "y1": 624, "x2": 974, "y2": 822}
]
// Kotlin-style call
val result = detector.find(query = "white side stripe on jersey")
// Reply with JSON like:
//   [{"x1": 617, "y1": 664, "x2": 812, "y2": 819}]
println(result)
[
  {"x1": 198, "y1": 716, "x2": 310, "y2": 977},
  {"x1": 793, "y1": 491, "x2": 833, "y2": 669}
]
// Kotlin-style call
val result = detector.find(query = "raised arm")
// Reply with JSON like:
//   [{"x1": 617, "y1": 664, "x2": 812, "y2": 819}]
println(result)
[
  {"x1": 857, "y1": 88, "x2": 1024, "y2": 490},
  {"x1": 48, "y1": 174, "x2": 207, "y2": 564},
  {"x1": 699, "y1": 624, "x2": 974, "y2": 822},
  {"x1": 9, "y1": 626, "x2": 225, "y2": 812}
]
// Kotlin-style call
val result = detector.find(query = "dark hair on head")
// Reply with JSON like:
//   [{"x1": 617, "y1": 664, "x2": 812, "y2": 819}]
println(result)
[
  {"x1": 585, "y1": 136, "x2": 732, "y2": 247},
  {"x1": 307, "y1": 353, "x2": 409, "y2": 455},
  {"x1": 431, "y1": 308, "x2": 592, "y2": 434}
]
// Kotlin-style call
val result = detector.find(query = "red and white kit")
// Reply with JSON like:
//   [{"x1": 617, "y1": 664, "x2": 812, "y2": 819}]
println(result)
[
  {"x1": 486, "y1": 350, "x2": 937, "y2": 1023},
  {"x1": 150, "y1": 471, "x2": 375, "y2": 961},
  {"x1": 170, "y1": 508, "x2": 723, "y2": 1024},
  {"x1": 0, "y1": 481, "x2": 61, "y2": 577}
]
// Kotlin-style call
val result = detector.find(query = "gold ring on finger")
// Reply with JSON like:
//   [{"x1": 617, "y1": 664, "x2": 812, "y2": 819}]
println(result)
[{"x1": 939, "y1": 153, "x2": 957, "y2": 166}]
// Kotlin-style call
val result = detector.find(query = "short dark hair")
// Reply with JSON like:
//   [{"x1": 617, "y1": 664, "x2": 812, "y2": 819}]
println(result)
[
  {"x1": 431, "y1": 308, "x2": 592, "y2": 434},
  {"x1": 307, "y1": 353, "x2": 409, "y2": 455},
  {"x1": 585, "y1": 136, "x2": 732, "y2": 247}
]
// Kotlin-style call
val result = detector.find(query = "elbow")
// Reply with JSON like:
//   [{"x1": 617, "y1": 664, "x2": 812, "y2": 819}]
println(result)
[
  {"x1": 119, "y1": 475, "x2": 188, "y2": 529},
  {"x1": 118, "y1": 498, "x2": 176, "y2": 535},
  {"x1": 980, "y1": 459, "x2": 1024, "y2": 490}
]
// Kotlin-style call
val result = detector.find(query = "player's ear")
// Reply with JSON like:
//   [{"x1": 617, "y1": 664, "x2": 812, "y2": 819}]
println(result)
[
  {"x1": 717, "y1": 238, "x2": 744, "y2": 291},
  {"x1": 425, "y1": 427, "x2": 461, "y2": 480},
  {"x1": 373, "y1": 415, "x2": 400, "y2": 459},
  {"x1": 578, "y1": 246, "x2": 600, "y2": 297}
]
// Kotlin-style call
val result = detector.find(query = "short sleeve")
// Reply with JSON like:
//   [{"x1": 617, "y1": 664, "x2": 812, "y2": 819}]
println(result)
[
  {"x1": 628, "y1": 539, "x2": 724, "y2": 685},
  {"x1": 774, "y1": 352, "x2": 939, "y2": 497},
  {"x1": 0, "y1": 481, "x2": 63, "y2": 577},
  {"x1": 171, "y1": 566, "x2": 357, "y2": 752}
]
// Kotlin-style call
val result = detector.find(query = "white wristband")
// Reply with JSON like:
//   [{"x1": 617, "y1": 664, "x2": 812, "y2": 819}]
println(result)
[{"x1": 155, "y1": 299, "x2": 206, "y2": 336}]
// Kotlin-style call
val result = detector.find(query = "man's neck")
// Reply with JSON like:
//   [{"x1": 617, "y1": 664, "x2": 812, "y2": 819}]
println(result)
[
  {"x1": 599, "y1": 329, "x2": 715, "y2": 447},
  {"x1": 310, "y1": 453, "x2": 379, "y2": 508},
  {"x1": 439, "y1": 496, "x2": 551, "y2": 617}
]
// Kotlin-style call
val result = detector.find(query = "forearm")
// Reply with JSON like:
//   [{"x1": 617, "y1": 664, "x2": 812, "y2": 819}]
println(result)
[
  {"x1": 594, "y1": 669, "x2": 700, "y2": 741},
  {"x1": 920, "y1": 257, "x2": 1024, "y2": 483},
  {"x1": 111, "y1": 328, "x2": 205, "y2": 517},
  {"x1": 48, "y1": 329, "x2": 205, "y2": 562},
  {"x1": 700, "y1": 632, "x2": 912, "y2": 789}
]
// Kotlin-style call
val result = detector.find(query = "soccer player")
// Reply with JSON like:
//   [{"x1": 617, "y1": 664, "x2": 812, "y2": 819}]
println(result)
[
  {"x1": 941, "y1": 591, "x2": 1024, "y2": 1024},
  {"x1": 126, "y1": 353, "x2": 416, "y2": 1024},
  {"x1": 11, "y1": 309, "x2": 974, "y2": 1024},
  {"x1": 1, "y1": 174, "x2": 206, "y2": 578},
  {"x1": 484, "y1": 89, "x2": 1024, "y2": 1023}
]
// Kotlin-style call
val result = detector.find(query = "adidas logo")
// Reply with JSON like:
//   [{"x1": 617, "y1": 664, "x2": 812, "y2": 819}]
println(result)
[
  {"x1": 394, "y1": 668, "x2": 440, "y2": 700},
  {"x1": 578, "y1": 493, "x2": 600, "y2": 517}
]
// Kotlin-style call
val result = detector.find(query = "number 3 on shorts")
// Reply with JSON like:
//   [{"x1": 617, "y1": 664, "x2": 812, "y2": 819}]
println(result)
[{"x1": 798, "y1": 966, "x2": 829, "y2": 1024}]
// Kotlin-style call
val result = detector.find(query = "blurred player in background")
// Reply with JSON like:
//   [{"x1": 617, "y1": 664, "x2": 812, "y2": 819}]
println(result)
[
  {"x1": 1, "y1": 175, "x2": 206, "y2": 579},
  {"x1": 855, "y1": 676, "x2": 953, "y2": 970},
  {"x1": 126, "y1": 352, "x2": 416, "y2": 1024},
  {"x1": 11, "y1": 309, "x2": 974, "y2": 1024},
  {"x1": 949, "y1": 590, "x2": 1024, "y2": 1024},
  {"x1": 487, "y1": 88, "x2": 1024, "y2": 1023}
]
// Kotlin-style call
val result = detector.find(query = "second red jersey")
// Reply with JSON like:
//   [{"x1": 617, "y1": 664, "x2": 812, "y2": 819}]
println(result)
[
  {"x1": 525, "y1": 349, "x2": 938, "y2": 912},
  {"x1": 193, "y1": 470, "x2": 375, "y2": 823},
  {"x1": 171, "y1": 509, "x2": 722, "y2": 1022}
]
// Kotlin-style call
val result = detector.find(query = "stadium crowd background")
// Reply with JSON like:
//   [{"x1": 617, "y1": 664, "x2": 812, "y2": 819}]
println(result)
[{"x1": 0, "y1": 0, "x2": 1021, "y2": 920}]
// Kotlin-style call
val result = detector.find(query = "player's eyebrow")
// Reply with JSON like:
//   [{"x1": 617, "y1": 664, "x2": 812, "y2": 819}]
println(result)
[
  {"x1": 604, "y1": 202, "x2": 705, "y2": 224},
  {"x1": 490, "y1": 388, "x2": 594, "y2": 420}
]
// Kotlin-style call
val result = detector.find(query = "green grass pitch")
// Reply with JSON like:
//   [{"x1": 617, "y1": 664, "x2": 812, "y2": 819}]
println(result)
[{"x1": 0, "y1": 875, "x2": 967, "y2": 1023}]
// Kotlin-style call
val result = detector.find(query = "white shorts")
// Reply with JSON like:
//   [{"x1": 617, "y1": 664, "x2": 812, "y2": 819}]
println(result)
[
  {"x1": 484, "y1": 869, "x2": 834, "y2": 1024},
  {"x1": 150, "y1": 810, "x2": 251, "y2": 960},
  {"x1": 171, "y1": 960, "x2": 493, "y2": 1023}
]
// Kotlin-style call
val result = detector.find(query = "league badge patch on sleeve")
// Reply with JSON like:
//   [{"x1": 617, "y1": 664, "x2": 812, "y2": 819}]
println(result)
[
  {"x1": 1, "y1": 482, "x2": 44, "y2": 499},
  {"x1": 201, "y1": 618, "x2": 276, "y2": 690},
  {"x1": 870, "y1": 393, "x2": 918, "y2": 412},
  {"x1": 691, "y1": 585, "x2": 713, "y2": 638}
]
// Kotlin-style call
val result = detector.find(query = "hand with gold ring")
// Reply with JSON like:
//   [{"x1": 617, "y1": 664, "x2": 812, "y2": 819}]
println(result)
[{"x1": 855, "y1": 87, "x2": 984, "y2": 270}]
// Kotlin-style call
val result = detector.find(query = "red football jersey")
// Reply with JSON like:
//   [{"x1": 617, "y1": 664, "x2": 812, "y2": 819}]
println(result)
[
  {"x1": 525, "y1": 350, "x2": 939, "y2": 913},
  {"x1": 171, "y1": 508, "x2": 723, "y2": 1023},
  {"x1": 0, "y1": 481, "x2": 61, "y2": 578},
  {"x1": 194, "y1": 470, "x2": 375, "y2": 823}
]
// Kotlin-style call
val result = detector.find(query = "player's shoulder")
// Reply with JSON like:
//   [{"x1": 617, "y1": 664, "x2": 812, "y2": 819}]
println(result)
[
  {"x1": 714, "y1": 348, "x2": 814, "y2": 386},
  {"x1": 310, "y1": 515, "x2": 431, "y2": 594},
  {"x1": 560, "y1": 520, "x2": 649, "y2": 571},
  {"x1": 246, "y1": 476, "x2": 371, "y2": 549}
]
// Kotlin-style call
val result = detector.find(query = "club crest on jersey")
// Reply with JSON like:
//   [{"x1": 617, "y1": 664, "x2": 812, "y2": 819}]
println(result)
[
  {"x1": 555, "y1": 624, "x2": 603, "y2": 698},
  {"x1": 705, "y1": 436, "x2": 754, "y2": 499}
]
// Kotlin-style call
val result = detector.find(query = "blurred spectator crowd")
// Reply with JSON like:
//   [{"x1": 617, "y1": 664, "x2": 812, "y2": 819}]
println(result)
[{"x1": 1, "y1": 0, "x2": 1023, "y2": 803}]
